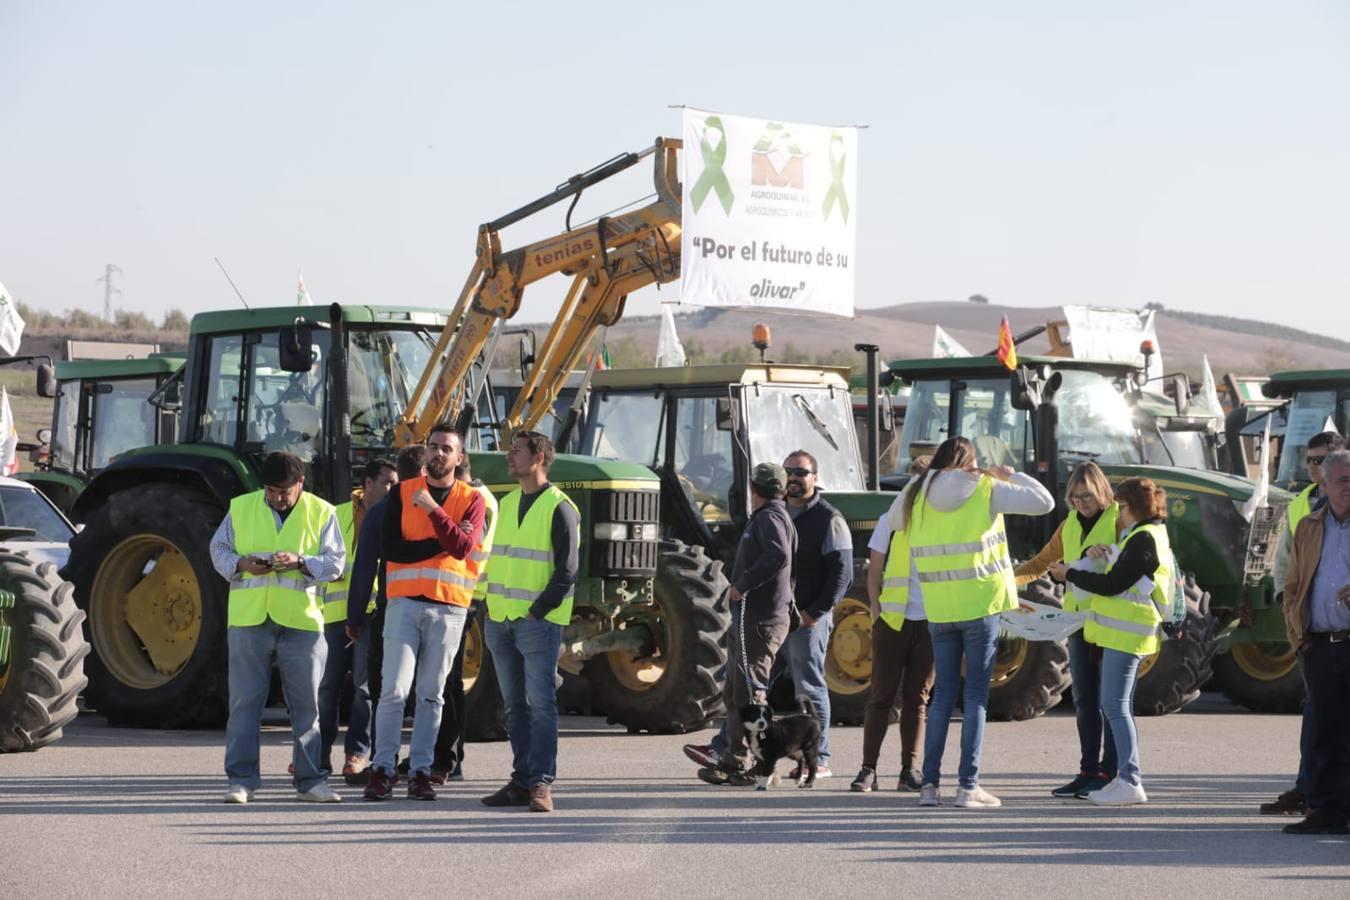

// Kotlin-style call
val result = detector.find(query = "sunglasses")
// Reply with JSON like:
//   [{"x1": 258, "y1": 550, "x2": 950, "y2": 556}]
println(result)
[
  {"x1": 784, "y1": 466, "x2": 815, "y2": 477},
  {"x1": 1307, "y1": 455, "x2": 1326, "y2": 466}
]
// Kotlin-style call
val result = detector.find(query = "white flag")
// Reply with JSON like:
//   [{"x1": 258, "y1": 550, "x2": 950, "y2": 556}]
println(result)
[
  {"x1": 297, "y1": 270, "x2": 313, "y2": 306},
  {"x1": 0, "y1": 280, "x2": 25, "y2": 356},
  {"x1": 1239, "y1": 414, "x2": 1272, "y2": 522},
  {"x1": 0, "y1": 387, "x2": 17, "y2": 475},
  {"x1": 933, "y1": 325, "x2": 970, "y2": 358},
  {"x1": 1200, "y1": 355, "x2": 1222, "y2": 415},
  {"x1": 656, "y1": 303, "x2": 687, "y2": 367}
]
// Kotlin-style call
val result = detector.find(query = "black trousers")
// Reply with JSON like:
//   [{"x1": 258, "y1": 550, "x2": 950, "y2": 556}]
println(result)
[
  {"x1": 1303, "y1": 637, "x2": 1350, "y2": 822},
  {"x1": 364, "y1": 605, "x2": 386, "y2": 755},
  {"x1": 432, "y1": 604, "x2": 478, "y2": 773}
]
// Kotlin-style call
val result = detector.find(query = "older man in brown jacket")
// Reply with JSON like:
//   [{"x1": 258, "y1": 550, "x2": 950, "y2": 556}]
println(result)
[{"x1": 1281, "y1": 448, "x2": 1350, "y2": 835}]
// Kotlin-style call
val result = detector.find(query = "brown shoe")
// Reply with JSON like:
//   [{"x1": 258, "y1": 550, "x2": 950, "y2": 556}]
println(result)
[
  {"x1": 481, "y1": 781, "x2": 531, "y2": 807},
  {"x1": 408, "y1": 771, "x2": 437, "y2": 801},
  {"x1": 342, "y1": 754, "x2": 369, "y2": 778},
  {"x1": 1260, "y1": 788, "x2": 1307, "y2": 815},
  {"x1": 529, "y1": 782, "x2": 553, "y2": 813},
  {"x1": 428, "y1": 769, "x2": 448, "y2": 786},
  {"x1": 363, "y1": 768, "x2": 394, "y2": 801}
]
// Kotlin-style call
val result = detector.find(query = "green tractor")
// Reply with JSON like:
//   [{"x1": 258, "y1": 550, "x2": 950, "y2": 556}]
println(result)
[
  {"x1": 61, "y1": 304, "x2": 666, "y2": 735},
  {"x1": 20, "y1": 354, "x2": 184, "y2": 520},
  {"x1": 1206, "y1": 367, "x2": 1350, "y2": 712},
  {"x1": 884, "y1": 354, "x2": 1288, "y2": 717},
  {"x1": 567, "y1": 359, "x2": 897, "y2": 726}
]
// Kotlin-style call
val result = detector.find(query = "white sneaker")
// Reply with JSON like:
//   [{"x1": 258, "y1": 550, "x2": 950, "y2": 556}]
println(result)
[
  {"x1": 1087, "y1": 778, "x2": 1147, "y2": 806},
  {"x1": 223, "y1": 785, "x2": 254, "y2": 804},
  {"x1": 918, "y1": 783, "x2": 942, "y2": 807},
  {"x1": 296, "y1": 782, "x2": 342, "y2": 803},
  {"x1": 954, "y1": 785, "x2": 1002, "y2": 808}
]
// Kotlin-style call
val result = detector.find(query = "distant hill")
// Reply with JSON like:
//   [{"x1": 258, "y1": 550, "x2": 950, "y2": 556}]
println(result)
[{"x1": 577, "y1": 302, "x2": 1342, "y2": 380}]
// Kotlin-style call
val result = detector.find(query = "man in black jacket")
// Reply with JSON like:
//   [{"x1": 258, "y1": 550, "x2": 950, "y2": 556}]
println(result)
[
  {"x1": 698, "y1": 462, "x2": 797, "y2": 785},
  {"x1": 776, "y1": 450, "x2": 853, "y2": 778}
]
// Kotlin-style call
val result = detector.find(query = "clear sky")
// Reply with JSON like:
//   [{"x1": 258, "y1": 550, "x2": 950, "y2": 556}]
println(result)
[{"x1": 2, "y1": 1, "x2": 1346, "y2": 333}]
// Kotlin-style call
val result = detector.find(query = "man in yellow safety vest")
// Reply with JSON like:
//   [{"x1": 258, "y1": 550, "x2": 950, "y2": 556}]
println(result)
[{"x1": 211, "y1": 451, "x2": 346, "y2": 805}]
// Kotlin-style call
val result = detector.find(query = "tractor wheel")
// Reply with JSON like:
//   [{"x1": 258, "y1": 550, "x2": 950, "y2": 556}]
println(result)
[
  {"x1": 986, "y1": 576, "x2": 1072, "y2": 722},
  {"x1": 587, "y1": 540, "x2": 728, "y2": 734},
  {"x1": 825, "y1": 596, "x2": 874, "y2": 725},
  {"x1": 0, "y1": 552, "x2": 89, "y2": 752},
  {"x1": 1212, "y1": 641, "x2": 1303, "y2": 713},
  {"x1": 61, "y1": 484, "x2": 229, "y2": 728},
  {"x1": 462, "y1": 607, "x2": 507, "y2": 742},
  {"x1": 1133, "y1": 575, "x2": 1215, "y2": 716}
]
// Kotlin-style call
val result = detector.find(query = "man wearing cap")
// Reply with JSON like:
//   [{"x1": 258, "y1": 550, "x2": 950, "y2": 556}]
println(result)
[
  {"x1": 697, "y1": 461, "x2": 798, "y2": 785},
  {"x1": 211, "y1": 451, "x2": 346, "y2": 804}
]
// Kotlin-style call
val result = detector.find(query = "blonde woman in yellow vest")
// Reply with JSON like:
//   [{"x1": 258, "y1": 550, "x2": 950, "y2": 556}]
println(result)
[
  {"x1": 1014, "y1": 462, "x2": 1121, "y2": 800},
  {"x1": 908, "y1": 437, "x2": 1054, "y2": 809},
  {"x1": 1052, "y1": 477, "x2": 1174, "y2": 807},
  {"x1": 316, "y1": 458, "x2": 397, "y2": 782},
  {"x1": 209, "y1": 452, "x2": 346, "y2": 805},
  {"x1": 480, "y1": 431, "x2": 579, "y2": 814}
]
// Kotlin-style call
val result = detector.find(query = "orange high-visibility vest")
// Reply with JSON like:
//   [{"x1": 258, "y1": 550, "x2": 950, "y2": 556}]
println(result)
[{"x1": 385, "y1": 477, "x2": 478, "y2": 608}]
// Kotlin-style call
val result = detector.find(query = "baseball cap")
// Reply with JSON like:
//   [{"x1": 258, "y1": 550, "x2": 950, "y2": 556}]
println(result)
[
  {"x1": 261, "y1": 451, "x2": 305, "y2": 488},
  {"x1": 751, "y1": 462, "x2": 787, "y2": 492}
]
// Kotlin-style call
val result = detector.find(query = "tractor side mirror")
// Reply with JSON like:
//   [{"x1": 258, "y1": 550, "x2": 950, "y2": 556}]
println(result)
[
  {"x1": 518, "y1": 333, "x2": 537, "y2": 382},
  {"x1": 716, "y1": 397, "x2": 739, "y2": 431},
  {"x1": 36, "y1": 363, "x2": 56, "y2": 398},
  {"x1": 1010, "y1": 369, "x2": 1039, "y2": 411},
  {"x1": 278, "y1": 324, "x2": 316, "y2": 373},
  {"x1": 36, "y1": 427, "x2": 52, "y2": 445},
  {"x1": 1172, "y1": 375, "x2": 1191, "y2": 415},
  {"x1": 879, "y1": 393, "x2": 895, "y2": 433}
]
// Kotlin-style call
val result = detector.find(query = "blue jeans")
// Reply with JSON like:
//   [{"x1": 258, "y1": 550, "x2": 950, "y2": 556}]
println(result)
[
  {"x1": 317, "y1": 620, "x2": 373, "y2": 766},
  {"x1": 922, "y1": 614, "x2": 1000, "y2": 789},
  {"x1": 224, "y1": 621, "x2": 327, "y2": 793},
  {"x1": 779, "y1": 613, "x2": 834, "y2": 763},
  {"x1": 1100, "y1": 649, "x2": 1143, "y2": 785},
  {"x1": 485, "y1": 616, "x2": 563, "y2": 787},
  {"x1": 373, "y1": 598, "x2": 467, "y2": 776},
  {"x1": 1067, "y1": 631, "x2": 1116, "y2": 776}
]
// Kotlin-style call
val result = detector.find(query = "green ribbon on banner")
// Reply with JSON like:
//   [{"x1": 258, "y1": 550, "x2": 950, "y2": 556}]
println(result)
[
  {"x1": 821, "y1": 130, "x2": 850, "y2": 224},
  {"x1": 690, "y1": 116, "x2": 735, "y2": 215}
]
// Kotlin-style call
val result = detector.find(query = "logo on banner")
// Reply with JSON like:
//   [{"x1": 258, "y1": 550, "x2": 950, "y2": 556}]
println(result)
[
  {"x1": 822, "y1": 131, "x2": 850, "y2": 224},
  {"x1": 751, "y1": 123, "x2": 805, "y2": 190},
  {"x1": 690, "y1": 115, "x2": 735, "y2": 216}
]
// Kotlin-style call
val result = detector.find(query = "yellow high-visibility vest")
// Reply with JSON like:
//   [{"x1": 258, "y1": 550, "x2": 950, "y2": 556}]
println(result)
[
  {"x1": 1083, "y1": 523, "x2": 1173, "y2": 657},
  {"x1": 228, "y1": 490, "x2": 334, "y2": 633},
  {"x1": 909, "y1": 476, "x2": 1017, "y2": 624},
  {"x1": 470, "y1": 483, "x2": 499, "y2": 602},
  {"x1": 1061, "y1": 503, "x2": 1120, "y2": 613},
  {"x1": 1287, "y1": 484, "x2": 1316, "y2": 536},
  {"x1": 878, "y1": 526, "x2": 911, "y2": 632},
  {"x1": 483, "y1": 485, "x2": 577, "y2": 625}
]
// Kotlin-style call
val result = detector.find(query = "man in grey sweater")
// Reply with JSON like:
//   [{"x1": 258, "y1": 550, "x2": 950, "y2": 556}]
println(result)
[{"x1": 698, "y1": 462, "x2": 798, "y2": 785}]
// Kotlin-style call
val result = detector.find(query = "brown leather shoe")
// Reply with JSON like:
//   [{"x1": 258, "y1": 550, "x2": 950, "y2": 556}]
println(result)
[
  {"x1": 363, "y1": 768, "x2": 394, "y2": 801},
  {"x1": 342, "y1": 754, "x2": 369, "y2": 778},
  {"x1": 529, "y1": 782, "x2": 553, "y2": 813},
  {"x1": 428, "y1": 769, "x2": 448, "y2": 786},
  {"x1": 1260, "y1": 788, "x2": 1306, "y2": 815},
  {"x1": 408, "y1": 771, "x2": 437, "y2": 801},
  {"x1": 481, "y1": 781, "x2": 531, "y2": 807}
]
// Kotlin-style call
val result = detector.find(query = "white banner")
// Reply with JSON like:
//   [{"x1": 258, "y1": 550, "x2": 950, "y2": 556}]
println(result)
[
  {"x1": 1061, "y1": 306, "x2": 1163, "y2": 383},
  {"x1": 933, "y1": 325, "x2": 970, "y2": 358},
  {"x1": 0, "y1": 280, "x2": 25, "y2": 357},
  {"x1": 680, "y1": 108, "x2": 858, "y2": 317}
]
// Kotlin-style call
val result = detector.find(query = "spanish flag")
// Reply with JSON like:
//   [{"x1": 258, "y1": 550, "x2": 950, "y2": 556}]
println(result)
[{"x1": 996, "y1": 315, "x2": 1018, "y2": 371}]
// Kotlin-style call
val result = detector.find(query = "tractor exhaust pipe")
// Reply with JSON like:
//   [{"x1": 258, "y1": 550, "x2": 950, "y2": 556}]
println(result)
[{"x1": 856, "y1": 343, "x2": 881, "y2": 490}]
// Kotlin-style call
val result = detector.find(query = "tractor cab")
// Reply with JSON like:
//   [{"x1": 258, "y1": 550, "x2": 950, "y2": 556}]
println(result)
[{"x1": 1259, "y1": 369, "x2": 1350, "y2": 489}]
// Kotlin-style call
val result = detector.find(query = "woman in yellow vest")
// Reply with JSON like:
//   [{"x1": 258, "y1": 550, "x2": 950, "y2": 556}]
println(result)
[
  {"x1": 1052, "y1": 477, "x2": 1173, "y2": 807},
  {"x1": 907, "y1": 437, "x2": 1054, "y2": 809},
  {"x1": 1014, "y1": 462, "x2": 1120, "y2": 799}
]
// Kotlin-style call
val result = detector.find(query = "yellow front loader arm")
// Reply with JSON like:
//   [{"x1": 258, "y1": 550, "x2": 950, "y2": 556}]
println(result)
[{"x1": 395, "y1": 137, "x2": 683, "y2": 447}]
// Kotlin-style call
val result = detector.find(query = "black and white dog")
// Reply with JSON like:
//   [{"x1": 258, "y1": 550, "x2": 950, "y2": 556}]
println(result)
[{"x1": 739, "y1": 702, "x2": 822, "y2": 790}]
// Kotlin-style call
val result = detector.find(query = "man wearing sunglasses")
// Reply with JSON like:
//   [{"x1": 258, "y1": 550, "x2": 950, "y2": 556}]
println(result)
[{"x1": 1263, "y1": 429, "x2": 1345, "y2": 816}]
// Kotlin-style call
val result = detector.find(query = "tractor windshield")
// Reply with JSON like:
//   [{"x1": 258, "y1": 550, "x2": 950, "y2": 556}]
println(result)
[
  {"x1": 744, "y1": 386, "x2": 864, "y2": 492},
  {"x1": 896, "y1": 378, "x2": 1031, "y2": 472},
  {"x1": 50, "y1": 382, "x2": 78, "y2": 472},
  {"x1": 346, "y1": 327, "x2": 438, "y2": 450},
  {"x1": 1275, "y1": 389, "x2": 1337, "y2": 486},
  {"x1": 90, "y1": 377, "x2": 159, "y2": 469},
  {"x1": 1054, "y1": 370, "x2": 1142, "y2": 465}
]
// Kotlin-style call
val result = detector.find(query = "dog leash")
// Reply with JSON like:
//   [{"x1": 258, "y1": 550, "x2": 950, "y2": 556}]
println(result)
[{"x1": 734, "y1": 593, "x2": 787, "y2": 698}]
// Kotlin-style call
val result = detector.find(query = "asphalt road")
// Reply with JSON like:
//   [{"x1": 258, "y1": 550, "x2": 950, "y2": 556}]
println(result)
[{"x1": 2, "y1": 695, "x2": 1345, "y2": 899}]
